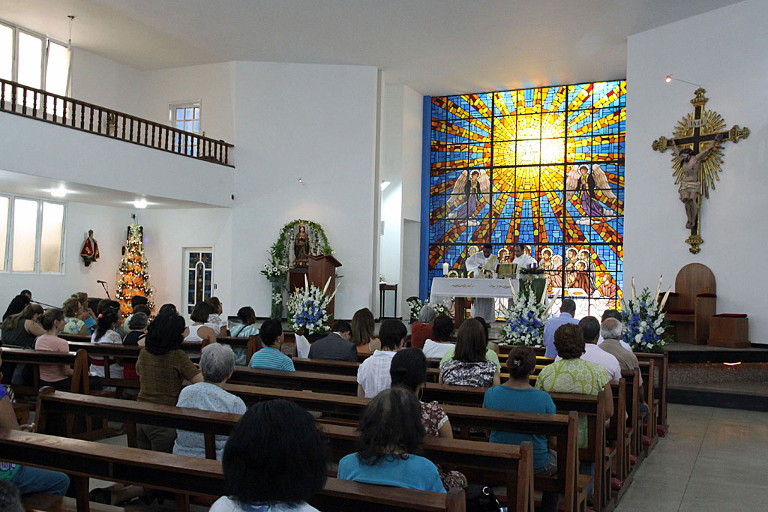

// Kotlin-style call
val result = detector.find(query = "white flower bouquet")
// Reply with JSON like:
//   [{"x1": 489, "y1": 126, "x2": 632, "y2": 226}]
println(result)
[
  {"x1": 500, "y1": 282, "x2": 555, "y2": 347},
  {"x1": 621, "y1": 276, "x2": 672, "y2": 353},
  {"x1": 287, "y1": 276, "x2": 338, "y2": 335}
]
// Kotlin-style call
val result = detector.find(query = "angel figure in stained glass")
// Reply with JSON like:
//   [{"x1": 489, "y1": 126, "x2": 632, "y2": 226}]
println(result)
[
  {"x1": 446, "y1": 169, "x2": 491, "y2": 227},
  {"x1": 566, "y1": 164, "x2": 617, "y2": 225}
]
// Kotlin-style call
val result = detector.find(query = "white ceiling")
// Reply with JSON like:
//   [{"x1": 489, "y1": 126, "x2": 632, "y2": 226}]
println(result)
[{"x1": 1, "y1": 0, "x2": 742, "y2": 96}]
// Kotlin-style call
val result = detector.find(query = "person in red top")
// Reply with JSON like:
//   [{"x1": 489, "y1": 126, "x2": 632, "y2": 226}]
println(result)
[{"x1": 80, "y1": 229, "x2": 99, "y2": 266}]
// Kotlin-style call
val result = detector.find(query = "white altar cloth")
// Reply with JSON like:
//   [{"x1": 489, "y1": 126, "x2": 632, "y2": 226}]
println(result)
[{"x1": 430, "y1": 277, "x2": 520, "y2": 303}]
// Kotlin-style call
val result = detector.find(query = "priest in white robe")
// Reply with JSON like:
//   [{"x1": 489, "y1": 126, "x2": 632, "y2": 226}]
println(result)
[
  {"x1": 511, "y1": 243, "x2": 536, "y2": 272},
  {"x1": 465, "y1": 244, "x2": 496, "y2": 322}
]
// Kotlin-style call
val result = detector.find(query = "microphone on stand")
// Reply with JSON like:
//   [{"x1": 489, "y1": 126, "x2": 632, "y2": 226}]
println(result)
[
  {"x1": 97, "y1": 280, "x2": 111, "y2": 299},
  {"x1": 32, "y1": 300, "x2": 57, "y2": 309}
]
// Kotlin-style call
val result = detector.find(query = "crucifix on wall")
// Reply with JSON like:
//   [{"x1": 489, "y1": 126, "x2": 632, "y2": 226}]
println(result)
[{"x1": 652, "y1": 88, "x2": 749, "y2": 254}]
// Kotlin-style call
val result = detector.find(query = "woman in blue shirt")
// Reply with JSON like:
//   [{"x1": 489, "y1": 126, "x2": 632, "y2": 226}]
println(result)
[{"x1": 338, "y1": 387, "x2": 445, "y2": 493}]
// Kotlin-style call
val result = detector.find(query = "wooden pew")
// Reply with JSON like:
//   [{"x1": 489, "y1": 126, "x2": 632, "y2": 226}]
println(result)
[
  {"x1": 635, "y1": 352, "x2": 668, "y2": 433},
  {"x1": 33, "y1": 388, "x2": 533, "y2": 512},
  {"x1": 0, "y1": 347, "x2": 90, "y2": 398},
  {"x1": 0, "y1": 429, "x2": 464, "y2": 512}
]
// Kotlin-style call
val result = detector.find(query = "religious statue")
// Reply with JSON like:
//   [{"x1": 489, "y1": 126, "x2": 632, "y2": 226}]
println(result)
[
  {"x1": 80, "y1": 229, "x2": 99, "y2": 267},
  {"x1": 565, "y1": 164, "x2": 617, "y2": 225},
  {"x1": 446, "y1": 169, "x2": 491, "y2": 226},
  {"x1": 671, "y1": 134, "x2": 723, "y2": 229},
  {"x1": 293, "y1": 223, "x2": 309, "y2": 268}
]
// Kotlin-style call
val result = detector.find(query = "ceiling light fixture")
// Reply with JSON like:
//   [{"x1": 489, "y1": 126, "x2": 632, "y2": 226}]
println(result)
[
  {"x1": 664, "y1": 74, "x2": 703, "y2": 88},
  {"x1": 133, "y1": 198, "x2": 148, "y2": 209},
  {"x1": 380, "y1": 180, "x2": 391, "y2": 191},
  {"x1": 50, "y1": 185, "x2": 67, "y2": 198},
  {"x1": 297, "y1": 177, "x2": 304, "y2": 185}
]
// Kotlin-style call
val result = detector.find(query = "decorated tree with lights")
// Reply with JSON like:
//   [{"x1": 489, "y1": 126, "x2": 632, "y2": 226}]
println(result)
[{"x1": 115, "y1": 224, "x2": 154, "y2": 316}]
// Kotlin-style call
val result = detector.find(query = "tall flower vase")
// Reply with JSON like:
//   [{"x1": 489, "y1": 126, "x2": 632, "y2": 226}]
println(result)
[{"x1": 270, "y1": 282, "x2": 284, "y2": 319}]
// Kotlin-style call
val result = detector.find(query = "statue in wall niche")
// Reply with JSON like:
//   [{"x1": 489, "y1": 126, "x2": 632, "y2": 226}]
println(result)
[
  {"x1": 652, "y1": 87, "x2": 750, "y2": 254},
  {"x1": 80, "y1": 229, "x2": 100, "y2": 267}
]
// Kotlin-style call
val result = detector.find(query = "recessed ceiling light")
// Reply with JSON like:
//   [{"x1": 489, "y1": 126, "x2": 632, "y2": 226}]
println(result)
[
  {"x1": 133, "y1": 198, "x2": 148, "y2": 209},
  {"x1": 50, "y1": 185, "x2": 67, "y2": 198},
  {"x1": 380, "y1": 181, "x2": 391, "y2": 191}
]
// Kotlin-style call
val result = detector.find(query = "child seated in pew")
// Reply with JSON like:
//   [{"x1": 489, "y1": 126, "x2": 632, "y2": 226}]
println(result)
[
  {"x1": 248, "y1": 319, "x2": 294, "y2": 371},
  {"x1": 338, "y1": 387, "x2": 446, "y2": 493},
  {"x1": 483, "y1": 346, "x2": 559, "y2": 512},
  {"x1": 0, "y1": 353, "x2": 70, "y2": 497},
  {"x1": 390, "y1": 348, "x2": 467, "y2": 490},
  {"x1": 211, "y1": 399, "x2": 327, "y2": 512}
]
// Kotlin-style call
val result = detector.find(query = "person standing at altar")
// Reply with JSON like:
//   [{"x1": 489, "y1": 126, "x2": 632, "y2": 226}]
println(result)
[
  {"x1": 465, "y1": 244, "x2": 496, "y2": 323},
  {"x1": 543, "y1": 299, "x2": 579, "y2": 358},
  {"x1": 510, "y1": 243, "x2": 536, "y2": 271}
]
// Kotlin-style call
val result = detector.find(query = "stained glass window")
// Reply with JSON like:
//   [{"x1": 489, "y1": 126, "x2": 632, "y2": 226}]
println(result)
[{"x1": 425, "y1": 80, "x2": 625, "y2": 318}]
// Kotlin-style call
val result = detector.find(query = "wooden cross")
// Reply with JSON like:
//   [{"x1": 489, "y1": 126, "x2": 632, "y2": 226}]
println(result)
[{"x1": 652, "y1": 88, "x2": 749, "y2": 254}]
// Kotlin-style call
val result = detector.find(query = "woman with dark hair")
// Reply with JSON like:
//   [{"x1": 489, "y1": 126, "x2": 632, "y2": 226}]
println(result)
[
  {"x1": 484, "y1": 346, "x2": 559, "y2": 507},
  {"x1": 338, "y1": 387, "x2": 445, "y2": 493},
  {"x1": 421, "y1": 314, "x2": 455, "y2": 359},
  {"x1": 439, "y1": 319, "x2": 500, "y2": 387},
  {"x1": 185, "y1": 302, "x2": 217, "y2": 345},
  {"x1": 390, "y1": 349, "x2": 466, "y2": 490},
  {"x1": 211, "y1": 399, "x2": 327, "y2": 512},
  {"x1": 89, "y1": 305, "x2": 123, "y2": 379},
  {"x1": 230, "y1": 306, "x2": 260, "y2": 365},
  {"x1": 1, "y1": 304, "x2": 44, "y2": 348},
  {"x1": 157, "y1": 303, "x2": 178, "y2": 316},
  {"x1": 2, "y1": 294, "x2": 31, "y2": 321},
  {"x1": 356, "y1": 319, "x2": 406, "y2": 398},
  {"x1": 34, "y1": 309, "x2": 74, "y2": 388},
  {"x1": 350, "y1": 308, "x2": 381, "y2": 355},
  {"x1": 535, "y1": 323, "x2": 613, "y2": 448},
  {"x1": 439, "y1": 317, "x2": 501, "y2": 370},
  {"x1": 205, "y1": 297, "x2": 228, "y2": 336}
]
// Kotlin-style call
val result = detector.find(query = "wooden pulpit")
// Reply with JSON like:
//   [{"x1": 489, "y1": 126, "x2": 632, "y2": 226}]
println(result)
[{"x1": 289, "y1": 254, "x2": 342, "y2": 318}]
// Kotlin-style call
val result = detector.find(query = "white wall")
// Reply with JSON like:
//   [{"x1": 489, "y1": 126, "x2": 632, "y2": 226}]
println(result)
[
  {"x1": 138, "y1": 208, "x2": 233, "y2": 318},
  {"x1": 70, "y1": 49, "x2": 147, "y2": 116},
  {"x1": 229, "y1": 61, "x2": 379, "y2": 319},
  {"x1": 625, "y1": 0, "x2": 768, "y2": 343},
  {"x1": 0, "y1": 202, "x2": 130, "y2": 310}
]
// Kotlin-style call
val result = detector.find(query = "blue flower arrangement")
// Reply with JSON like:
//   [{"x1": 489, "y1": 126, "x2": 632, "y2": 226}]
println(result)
[{"x1": 620, "y1": 277, "x2": 672, "y2": 353}]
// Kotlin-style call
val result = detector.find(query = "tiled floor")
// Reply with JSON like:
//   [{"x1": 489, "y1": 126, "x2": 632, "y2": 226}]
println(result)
[{"x1": 615, "y1": 403, "x2": 768, "y2": 512}]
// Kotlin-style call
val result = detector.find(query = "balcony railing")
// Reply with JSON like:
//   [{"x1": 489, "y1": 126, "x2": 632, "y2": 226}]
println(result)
[{"x1": 0, "y1": 78, "x2": 234, "y2": 167}]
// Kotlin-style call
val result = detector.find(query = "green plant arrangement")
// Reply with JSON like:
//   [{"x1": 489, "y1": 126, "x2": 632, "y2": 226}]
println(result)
[{"x1": 263, "y1": 219, "x2": 333, "y2": 319}]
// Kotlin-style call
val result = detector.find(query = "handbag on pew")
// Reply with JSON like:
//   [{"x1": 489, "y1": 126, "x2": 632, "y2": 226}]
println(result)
[{"x1": 465, "y1": 483, "x2": 501, "y2": 512}]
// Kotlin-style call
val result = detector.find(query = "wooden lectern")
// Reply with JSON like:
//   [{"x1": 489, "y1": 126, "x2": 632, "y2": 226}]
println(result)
[{"x1": 289, "y1": 254, "x2": 342, "y2": 318}]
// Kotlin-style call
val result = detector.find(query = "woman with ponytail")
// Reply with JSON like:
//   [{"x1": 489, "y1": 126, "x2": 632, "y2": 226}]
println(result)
[
  {"x1": 483, "y1": 345, "x2": 559, "y2": 511},
  {"x1": 34, "y1": 309, "x2": 73, "y2": 388},
  {"x1": 90, "y1": 303, "x2": 123, "y2": 378}
]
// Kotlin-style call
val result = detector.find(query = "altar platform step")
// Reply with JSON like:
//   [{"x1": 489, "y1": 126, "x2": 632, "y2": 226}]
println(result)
[{"x1": 666, "y1": 342, "x2": 768, "y2": 411}]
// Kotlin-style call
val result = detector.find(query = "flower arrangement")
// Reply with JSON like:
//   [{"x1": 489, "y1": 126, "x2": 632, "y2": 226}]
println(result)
[
  {"x1": 263, "y1": 220, "x2": 333, "y2": 319},
  {"x1": 431, "y1": 299, "x2": 453, "y2": 318},
  {"x1": 621, "y1": 277, "x2": 672, "y2": 353},
  {"x1": 500, "y1": 283, "x2": 556, "y2": 347},
  {"x1": 406, "y1": 297, "x2": 424, "y2": 323},
  {"x1": 286, "y1": 276, "x2": 339, "y2": 335}
]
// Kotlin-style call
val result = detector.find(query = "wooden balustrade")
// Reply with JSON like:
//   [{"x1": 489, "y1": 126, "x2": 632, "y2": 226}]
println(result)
[{"x1": 0, "y1": 78, "x2": 234, "y2": 167}]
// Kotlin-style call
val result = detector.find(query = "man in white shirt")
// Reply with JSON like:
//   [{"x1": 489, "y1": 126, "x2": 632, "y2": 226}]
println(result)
[
  {"x1": 571, "y1": 315, "x2": 622, "y2": 382},
  {"x1": 510, "y1": 243, "x2": 536, "y2": 271},
  {"x1": 465, "y1": 244, "x2": 496, "y2": 322}
]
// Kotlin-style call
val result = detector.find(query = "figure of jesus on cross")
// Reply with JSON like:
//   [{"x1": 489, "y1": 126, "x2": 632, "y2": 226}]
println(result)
[{"x1": 652, "y1": 87, "x2": 749, "y2": 253}]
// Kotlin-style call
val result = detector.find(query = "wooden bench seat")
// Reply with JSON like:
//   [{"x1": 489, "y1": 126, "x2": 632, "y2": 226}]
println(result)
[
  {"x1": 21, "y1": 494, "x2": 127, "y2": 512},
  {"x1": 0, "y1": 429, "x2": 465, "y2": 512}
]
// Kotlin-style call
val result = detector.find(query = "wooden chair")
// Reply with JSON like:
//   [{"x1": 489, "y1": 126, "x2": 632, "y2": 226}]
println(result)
[{"x1": 660, "y1": 263, "x2": 716, "y2": 344}]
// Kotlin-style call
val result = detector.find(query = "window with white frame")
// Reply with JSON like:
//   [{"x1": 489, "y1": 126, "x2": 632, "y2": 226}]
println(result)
[
  {"x1": 170, "y1": 100, "x2": 201, "y2": 156},
  {"x1": 0, "y1": 20, "x2": 71, "y2": 109},
  {"x1": 0, "y1": 195, "x2": 65, "y2": 273}
]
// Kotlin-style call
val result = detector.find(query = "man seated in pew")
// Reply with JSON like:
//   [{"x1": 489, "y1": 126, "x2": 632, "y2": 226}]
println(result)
[
  {"x1": 0, "y1": 352, "x2": 70, "y2": 497},
  {"x1": 598, "y1": 318, "x2": 650, "y2": 423},
  {"x1": 390, "y1": 348, "x2": 467, "y2": 490},
  {"x1": 248, "y1": 319, "x2": 295, "y2": 371},
  {"x1": 483, "y1": 345, "x2": 559, "y2": 512},
  {"x1": 212, "y1": 399, "x2": 327, "y2": 512},
  {"x1": 561, "y1": 317, "x2": 621, "y2": 383},
  {"x1": 543, "y1": 299, "x2": 579, "y2": 358},
  {"x1": 357, "y1": 319, "x2": 407, "y2": 398},
  {"x1": 0, "y1": 480, "x2": 24, "y2": 512},
  {"x1": 338, "y1": 387, "x2": 446, "y2": 493},
  {"x1": 308, "y1": 319, "x2": 357, "y2": 362},
  {"x1": 174, "y1": 343, "x2": 246, "y2": 460},
  {"x1": 35, "y1": 308, "x2": 103, "y2": 390},
  {"x1": 596, "y1": 309, "x2": 632, "y2": 351}
]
